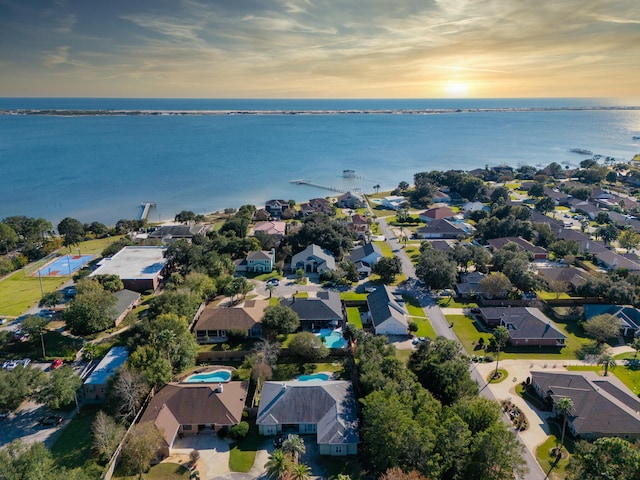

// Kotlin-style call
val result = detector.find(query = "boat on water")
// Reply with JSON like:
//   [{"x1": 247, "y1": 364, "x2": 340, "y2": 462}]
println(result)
[
  {"x1": 568, "y1": 148, "x2": 593, "y2": 155},
  {"x1": 633, "y1": 136, "x2": 640, "y2": 140},
  {"x1": 343, "y1": 169, "x2": 356, "y2": 178}
]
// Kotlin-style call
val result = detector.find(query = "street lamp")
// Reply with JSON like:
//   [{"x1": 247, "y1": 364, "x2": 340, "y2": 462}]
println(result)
[{"x1": 38, "y1": 267, "x2": 44, "y2": 297}]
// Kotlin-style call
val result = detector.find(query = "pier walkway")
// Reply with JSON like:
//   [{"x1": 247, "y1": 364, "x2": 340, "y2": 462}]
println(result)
[
  {"x1": 290, "y1": 179, "x2": 347, "y2": 194},
  {"x1": 140, "y1": 202, "x2": 156, "y2": 221}
]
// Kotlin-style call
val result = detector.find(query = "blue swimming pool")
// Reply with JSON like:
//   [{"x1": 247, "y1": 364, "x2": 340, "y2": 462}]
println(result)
[
  {"x1": 298, "y1": 373, "x2": 330, "y2": 381},
  {"x1": 321, "y1": 331, "x2": 347, "y2": 349},
  {"x1": 184, "y1": 370, "x2": 232, "y2": 383}
]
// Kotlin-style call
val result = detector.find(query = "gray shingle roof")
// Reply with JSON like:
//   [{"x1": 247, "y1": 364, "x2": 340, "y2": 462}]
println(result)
[
  {"x1": 281, "y1": 292, "x2": 343, "y2": 323},
  {"x1": 367, "y1": 285, "x2": 408, "y2": 330},
  {"x1": 257, "y1": 381, "x2": 359, "y2": 445},
  {"x1": 479, "y1": 307, "x2": 566, "y2": 341},
  {"x1": 349, "y1": 242, "x2": 382, "y2": 263},
  {"x1": 148, "y1": 225, "x2": 206, "y2": 238}
]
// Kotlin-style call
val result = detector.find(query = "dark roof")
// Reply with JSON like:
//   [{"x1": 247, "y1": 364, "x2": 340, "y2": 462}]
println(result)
[
  {"x1": 112, "y1": 289, "x2": 141, "y2": 320},
  {"x1": 246, "y1": 250, "x2": 272, "y2": 261},
  {"x1": 584, "y1": 304, "x2": 640, "y2": 332},
  {"x1": 479, "y1": 307, "x2": 566, "y2": 340},
  {"x1": 423, "y1": 240, "x2": 454, "y2": 252},
  {"x1": 594, "y1": 250, "x2": 640, "y2": 271},
  {"x1": 531, "y1": 371, "x2": 640, "y2": 437},
  {"x1": 421, "y1": 206, "x2": 455, "y2": 219},
  {"x1": 141, "y1": 381, "x2": 248, "y2": 447},
  {"x1": 529, "y1": 210, "x2": 564, "y2": 229},
  {"x1": 349, "y1": 242, "x2": 383, "y2": 263},
  {"x1": 536, "y1": 267, "x2": 587, "y2": 287},
  {"x1": 257, "y1": 380, "x2": 358, "y2": 445},
  {"x1": 280, "y1": 292, "x2": 343, "y2": 322},
  {"x1": 416, "y1": 219, "x2": 466, "y2": 237},
  {"x1": 367, "y1": 285, "x2": 408, "y2": 329},
  {"x1": 487, "y1": 237, "x2": 547, "y2": 256},
  {"x1": 194, "y1": 300, "x2": 268, "y2": 331},
  {"x1": 148, "y1": 225, "x2": 206, "y2": 239}
]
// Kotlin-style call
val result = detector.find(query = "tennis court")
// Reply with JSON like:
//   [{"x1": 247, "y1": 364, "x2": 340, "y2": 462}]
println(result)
[{"x1": 36, "y1": 254, "x2": 95, "y2": 277}]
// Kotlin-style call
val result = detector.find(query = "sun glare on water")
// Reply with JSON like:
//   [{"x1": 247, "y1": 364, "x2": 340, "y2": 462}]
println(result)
[{"x1": 445, "y1": 82, "x2": 469, "y2": 98}]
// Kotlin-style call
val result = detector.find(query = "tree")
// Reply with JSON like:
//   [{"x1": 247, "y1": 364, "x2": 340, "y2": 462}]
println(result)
[
  {"x1": 288, "y1": 332, "x2": 329, "y2": 361},
  {"x1": 555, "y1": 397, "x2": 574, "y2": 454},
  {"x1": 528, "y1": 182, "x2": 545, "y2": 197},
  {"x1": 38, "y1": 290, "x2": 64, "y2": 308},
  {"x1": 583, "y1": 314, "x2": 621, "y2": 346},
  {"x1": 0, "y1": 365, "x2": 46, "y2": 410},
  {"x1": 619, "y1": 228, "x2": 640, "y2": 253},
  {"x1": 64, "y1": 280, "x2": 117, "y2": 335},
  {"x1": 20, "y1": 315, "x2": 49, "y2": 358},
  {"x1": 490, "y1": 186, "x2": 510, "y2": 204},
  {"x1": 262, "y1": 305, "x2": 300, "y2": 337},
  {"x1": 632, "y1": 337, "x2": 640, "y2": 360},
  {"x1": 467, "y1": 422, "x2": 527, "y2": 480},
  {"x1": 57, "y1": 217, "x2": 85, "y2": 248},
  {"x1": 597, "y1": 351, "x2": 617, "y2": 376},
  {"x1": 120, "y1": 422, "x2": 164, "y2": 477},
  {"x1": 91, "y1": 411, "x2": 125, "y2": 462},
  {"x1": 264, "y1": 449, "x2": 291, "y2": 480},
  {"x1": 568, "y1": 436, "x2": 640, "y2": 480},
  {"x1": 379, "y1": 468, "x2": 429, "y2": 480},
  {"x1": 534, "y1": 195, "x2": 555, "y2": 214},
  {"x1": 282, "y1": 434, "x2": 306, "y2": 464},
  {"x1": 128, "y1": 345, "x2": 173, "y2": 387},
  {"x1": 372, "y1": 256, "x2": 402, "y2": 284},
  {"x1": 0, "y1": 223, "x2": 19, "y2": 254},
  {"x1": 373, "y1": 184, "x2": 381, "y2": 194},
  {"x1": 0, "y1": 440, "x2": 59, "y2": 480},
  {"x1": 596, "y1": 223, "x2": 618, "y2": 245},
  {"x1": 37, "y1": 365, "x2": 82, "y2": 410},
  {"x1": 290, "y1": 463, "x2": 312, "y2": 480},
  {"x1": 415, "y1": 249, "x2": 457, "y2": 290},
  {"x1": 107, "y1": 366, "x2": 149, "y2": 422},
  {"x1": 397, "y1": 181, "x2": 410, "y2": 192},
  {"x1": 479, "y1": 273, "x2": 512, "y2": 299},
  {"x1": 266, "y1": 283, "x2": 276, "y2": 299},
  {"x1": 606, "y1": 170, "x2": 618, "y2": 184},
  {"x1": 492, "y1": 326, "x2": 509, "y2": 380},
  {"x1": 92, "y1": 274, "x2": 124, "y2": 292}
]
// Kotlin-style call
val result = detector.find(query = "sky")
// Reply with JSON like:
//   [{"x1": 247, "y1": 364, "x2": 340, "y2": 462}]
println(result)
[{"x1": 0, "y1": 0, "x2": 639, "y2": 98}]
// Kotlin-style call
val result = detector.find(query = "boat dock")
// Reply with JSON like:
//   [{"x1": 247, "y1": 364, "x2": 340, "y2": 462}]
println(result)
[
  {"x1": 290, "y1": 179, "x2": 347, "y2": 194},
  {"x1": 140, "y1": 202, "x2": 156, "y2": 221}
]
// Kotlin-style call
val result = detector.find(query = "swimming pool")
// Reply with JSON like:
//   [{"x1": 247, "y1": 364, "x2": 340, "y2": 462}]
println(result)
[
  {"x1": 298, "y1": 373, "x2": 330, "y2": 381},
  {"x1": 320, "y1": 330, "x2": 347, "y2": 349},
  {"x1": 184, "y1": 369, "x2": 232, "y2": 383}
]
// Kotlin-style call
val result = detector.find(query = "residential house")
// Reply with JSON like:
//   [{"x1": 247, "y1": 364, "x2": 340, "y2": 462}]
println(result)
[
  {"x1": 487, "y1": 237, "x2": 548, "y2": 260},
  {"x1": 257, "y1": 380, "x2": 359, "y2": 456},
  {"x1": 348, "y1": 242, "x2": 384, "y2": 276},
  {"x1": 456, "y1": 271, "x2": 485, "y2": 298},
  {"x1": 90, "y1": 246, "x2": 168, "y2": 292},
  {"x1": 253, "y1": 221, "x2": 287, "y2": 241},
  {"x1": 112, "y1": 289, "x2": 141, "y2": 327},
  {"x1": 462, "y1": 201, "x2": 488, "y2": 215},
  {"x1": 529, "y1": 210, "x2": 564, "y2": 230},
  {"x1": 477, "y1": 307, "x2": 567, "y2": 347},
  {"x1": 594, "y1": 250, "x2": 640, "y2": 272},
  {"x1": 584, "y1": 304, "x2": 640, "y2": 337},
  {"x1": 336, "y1": 191, "x2": 366, "y2": 209},
  {"x1": 281, "y1": 291, "x2": 344, "y2": 330},
  {"x1": 141, "y1": 380, "x2": 248, "y2": 457},
  {"x1": 291, "y1": 244, "x2": 336, "y2": 274},
  {"x1": 543, "y1": 187, "x2": 572, "y2": 207},
  {"x1": 309, "y1": 197, "x2": 334, "y2": 214},
  {"x1": 424, "y1": 239, "x2": 454, "y2": 253},
  {"x1": 82, "y1": 346, "x2": 129, "y2": 402},
  {"x1": 265, "y1": 199, "x2": 290, "y2": 218},
  {"x1": 148, "y1": 224, "x2": 207, "y2": 242},
  {"x1": 531, "y1": 371, "x2": 640, "y2": 441},
  {"x1": 536, "y1": 266, "x2": 587, "y2": 290},
  {"x1": 235, "y1": 249, "x2": 275, "y2": 273},
  {"x1": 415, "y1": 219, "x2": 467, "y2": 239},
  {"x1": 193, "y1": 299, "x2": 268, "y2": 343},
  {"x1": 419, "y1": 206, "x2": 456, "y2": 222},
  {"x1": 349, "y1": 214, "x2": 371, "y2": 239},
  {"x1": 380, "y1": 195, "x2": 407, "y2": 210},
  {"x1": 568, "y1": 198, "x2": 600, "y2": 220},
  {"x1": 432, "y1": 190, "x2": 451, "y2": 203},
  {"x1": 608, "y1": 211, "x2": 640, "y2": 233},
  {"x1": 253, "y1": 208, "x2": 271, "y2": 222},
  {"x1": 367, "y1": 286, "x2": 408, "y2": 335}
]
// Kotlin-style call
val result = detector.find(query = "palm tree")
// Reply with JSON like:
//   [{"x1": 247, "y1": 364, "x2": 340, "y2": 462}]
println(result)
[
  {"x1": 373, "y1": 184, "x2": 381, "y2": 194},
  {"x1": 492, "y1": 325, "x2": 509, "y2": 379},
  {"x1": 282, "y1": 434, "x2": 306, "y2": 464},
  {"x1": 289, "y1": 463, "x2": 311, "y2": 480},
  {"x1": 555, "y1": 396, "x2": 574, "y2": 455},
  {"x1": 266, "y1": 283, "x2": 276, "y2": 299},
  {"x1": 598, "y1": 351, "x2": 617, "y2": 376},
  {"x1": 264, "y1": 449, "x2": 290, "y2": 480}
]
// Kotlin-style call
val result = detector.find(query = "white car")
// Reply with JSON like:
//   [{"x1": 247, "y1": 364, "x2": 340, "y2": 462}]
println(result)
[
  {"x1": 22, "y1": 358, "x2": 31, "y2": 367},
  {"x1": 266, "y1": 279, "x2": 279, "y2": 286},
  {"x1": 5, "y1": 361, "x2": 20, "y2": 371}
]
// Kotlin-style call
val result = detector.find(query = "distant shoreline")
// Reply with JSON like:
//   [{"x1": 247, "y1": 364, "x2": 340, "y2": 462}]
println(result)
[{"x1": 2, "y1": 106, "x2": 640, "y2": 117}]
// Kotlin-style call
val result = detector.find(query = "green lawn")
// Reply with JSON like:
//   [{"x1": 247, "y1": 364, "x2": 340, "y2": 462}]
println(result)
[
  {"x1": 537, "y1": 291, "x2": 572, "y2": 300},
  {"x1": 229, "y1": 423, "x2": 263, "y2": 472},
  {"x1": 374, "y1": 241, "x2": 394, "y2": 258},
  {"x1": 437, "y1": 297, "x2": 478, "y2": 308},
  {"x1": 113, "y1": 462, "x2": 190, "y2": 479},
  {"x1": 568, "y1": 356, "x2": 640, "y2": 396},
  {"x1": 535, "y1": 432, "x2": 572, "y2": 480},
  {"x1": 75, "y1": 236, "x2": 124, "y2": 255},
  {"x1": 402, "y1": 295, "x2": 436, "y2": 338},
  {"x1": 51, "y1": 408, "x2": 101, "y2": 472},
  {"x1": 346, "y1": 307, "x2": 363, "y2": 329},
  {"x1": 0, "y1": 268, "x2": 69, "y2": 316},
  {"x1": 447, "y1": 313, "x2": 591, "y2": 360},
  {"x1": 340, "y1": 292, "x2": 368, "y2": 301},
  {"x1": 4, "y1": 330, "x2": 83, "y2": 361}
]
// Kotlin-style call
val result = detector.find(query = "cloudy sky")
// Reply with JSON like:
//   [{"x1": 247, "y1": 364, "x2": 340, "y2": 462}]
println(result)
[{"x1": 1, "y1": 0, "x2": 638, "y2": 98}]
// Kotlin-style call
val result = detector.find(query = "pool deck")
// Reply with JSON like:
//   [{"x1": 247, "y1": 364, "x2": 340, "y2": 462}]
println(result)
[{"x1": 180, "y1": 366, "x2": 235, "y2": 383}]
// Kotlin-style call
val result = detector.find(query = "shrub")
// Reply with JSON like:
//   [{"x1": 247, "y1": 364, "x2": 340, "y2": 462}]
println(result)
[
  {"x1": 217, "y1": 426, "x2": 229, "y2": 438},
  {"x1": 408, "y1": 321, "x2": 418, "y2": 333},
  {"x1": 230, "y1": 421, "x2": 249, "y2": 439}
]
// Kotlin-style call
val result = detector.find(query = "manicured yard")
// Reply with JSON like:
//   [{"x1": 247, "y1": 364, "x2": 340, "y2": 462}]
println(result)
[
  {"x1": 402, "y1": 295, "x2": 436, "y2": 338},
  {"x1": 114, "y1": 462, "x2": 190, "y2": 479},
  {"x1": 535, "y1": 430, "x2": 572, "y2": 480},
  {"x1": 75, "y1": 236, "x2": 124, "y2": 255},
  {"x1": 51, "y1": 408, "x2": 101, "y2": 473},
  {"x1": 568, "y1": 356, "x2": 640, "y2": 395},
  {"x1": 229, "y1": 423, "x2": 263, "y2": 472},
  {"x1": 340, "y1": 292, "x2": 368, "y2": 302},
  {"x1": 437, "y1": 297, "x2": 478, "y2": 309},
  {"x1": 0, "y1": 268, "x2": 69, "y2": 316},
  {"x1": 346, "y1": 307, "x2": 363, "y2": 329},
  {"x1": 374, "y1": 241, "x2": 394, "y2": 258},
  {"x1": 537, "y1": 291, "x2": 572, "y2": 300},
  {"x1": 447, "y1": 313, "x2": 591, "y2": 360}
]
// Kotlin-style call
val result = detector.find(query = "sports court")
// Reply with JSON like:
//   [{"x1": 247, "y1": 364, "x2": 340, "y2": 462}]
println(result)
[{"x1": 35, "y1": 254, "x2": 95, "y2": 277}]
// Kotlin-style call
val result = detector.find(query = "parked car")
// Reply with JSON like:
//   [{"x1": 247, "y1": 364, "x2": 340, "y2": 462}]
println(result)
[
  {"x1": 0, "y1": 317, "x2": 6, "y2": 325},
  {"x1": 39, "y1": 309, "x2": 56, "y2": 319},
  {"x1": 5, "y1": 361, "x2": 20, "y2": 371},
  {"x1": 12, "y1": 330, "x2": 29, "y2": 342},
  {"x1": 266, "y1": 279, "x2": 279, "y2": 286},
  {"x1": 21, "y1": 358, "x2": 31, "y2": 367},
  {"x1": 39, "y1": 415, "x2": 63, "y2": 426},
  {"x1": 50, "y1": 358, "x2": 63, "y2": 370},
  {"x1": 364, "y1": 286, "x2": 376, "y2": 293},
  {"x1": 273, "y1": 434, "x2": 284, "y2": 448}
]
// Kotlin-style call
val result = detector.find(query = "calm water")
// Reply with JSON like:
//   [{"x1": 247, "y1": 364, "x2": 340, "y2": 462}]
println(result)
[{"x1": 1, "y1": 98, "x2": 639, "y2": 225}]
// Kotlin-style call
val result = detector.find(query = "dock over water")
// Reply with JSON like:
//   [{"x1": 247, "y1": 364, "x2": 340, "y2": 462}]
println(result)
[
  {"x1": 140, "y1": 202, "x2": 156, "y2": 221},
  {"x1": 290, "y1": 179, "x2": 347, "y2": 194}
]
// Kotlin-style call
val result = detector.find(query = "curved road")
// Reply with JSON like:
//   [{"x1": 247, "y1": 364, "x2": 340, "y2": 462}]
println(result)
[{"x1": 376, "y1": 216, "x2": 545, "y2": 480}]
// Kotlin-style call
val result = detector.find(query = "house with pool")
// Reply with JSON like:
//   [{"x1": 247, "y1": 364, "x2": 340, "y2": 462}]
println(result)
[
  {"x1": 140, "y1": 374, "x2": 248, "y2": 457},
  {"x1": 193, "y1": 299, "x2": 268, "y2": 343},
  {"x1": 280, "y1": 291, "x2": 344, "y2": 331},
  {"x1": 257, "y1": 380, "x2": 359, "y2": 456}
]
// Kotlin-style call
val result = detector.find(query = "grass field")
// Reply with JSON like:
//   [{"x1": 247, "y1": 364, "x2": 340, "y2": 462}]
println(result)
[
  {"x1": 114, "y1": 462, "x2": 190, "y2": 479},
  {"x1": 51, "y1": 408, "x2": 101, "y2": 472},
  {"x1": 346, "y1": 307, "x2": 364, "y2": 329},
  {"x1": 229, "y1": 423, "x2": 263, "y2": 472},
  {"x1": 402, "y1": 295, "x2": 437, "y2": 338}
]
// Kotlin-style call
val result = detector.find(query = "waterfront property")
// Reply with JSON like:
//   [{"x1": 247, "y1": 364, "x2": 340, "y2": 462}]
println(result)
[
  {"x1": 140, "y1": 381, "x2": 248, "y2": 457},
  {"x1": 531, "y1": 371, "x2": 640, "y2": 441},
  {"x1": 193, "y1": 299, "x2": 268, "y2": 343},
  {"x1": 336, "y1": 191, "x2": 366, "y2": 209},
  {"x1": 89, "y1": 246, "x2": 168, "y2": 292},
  {"x1": 147, "y1": 224, "x2": 207, "y2": 242},
  {"x1": 235, "y1": 249, "x2": 275, "y2": 273},
  {"x1": 82, "y1": 346, "x2": 129, "y2": 402},
  {"x1": 257, "y1": 380, "x2": 359, "y2": 456}
]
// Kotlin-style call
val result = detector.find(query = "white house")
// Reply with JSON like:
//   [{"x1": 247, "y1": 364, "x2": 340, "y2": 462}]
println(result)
[{"x1": 367, "y1": 286, "x2": 408, "y2": 335}]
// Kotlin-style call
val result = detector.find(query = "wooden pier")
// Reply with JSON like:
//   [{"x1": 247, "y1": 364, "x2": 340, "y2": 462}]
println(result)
[
  {"x1": 290, "y1": 179, "x2": 347, "y2": 194},
  {"x1": 140, "y1": 202, "x2": 156, "y2": 221}
]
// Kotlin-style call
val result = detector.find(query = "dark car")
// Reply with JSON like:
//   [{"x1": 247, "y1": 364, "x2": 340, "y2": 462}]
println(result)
[
  {"x1": 273, "y1": 434, "x2": 284, "y2": 448},
  {"x1": 39, "y1": 415, "x2": 63, "y2": 426}
]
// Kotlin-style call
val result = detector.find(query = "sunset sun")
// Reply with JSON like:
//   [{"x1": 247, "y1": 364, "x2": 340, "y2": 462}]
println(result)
[{"x1": 445, "y1": 82, "x2": 469, "y2": 98}]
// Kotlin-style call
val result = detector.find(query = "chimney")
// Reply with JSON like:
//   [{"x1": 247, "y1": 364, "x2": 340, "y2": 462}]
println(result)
[{"x1": 216, "y1": 383, "x2": 223, "y2": 393}]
